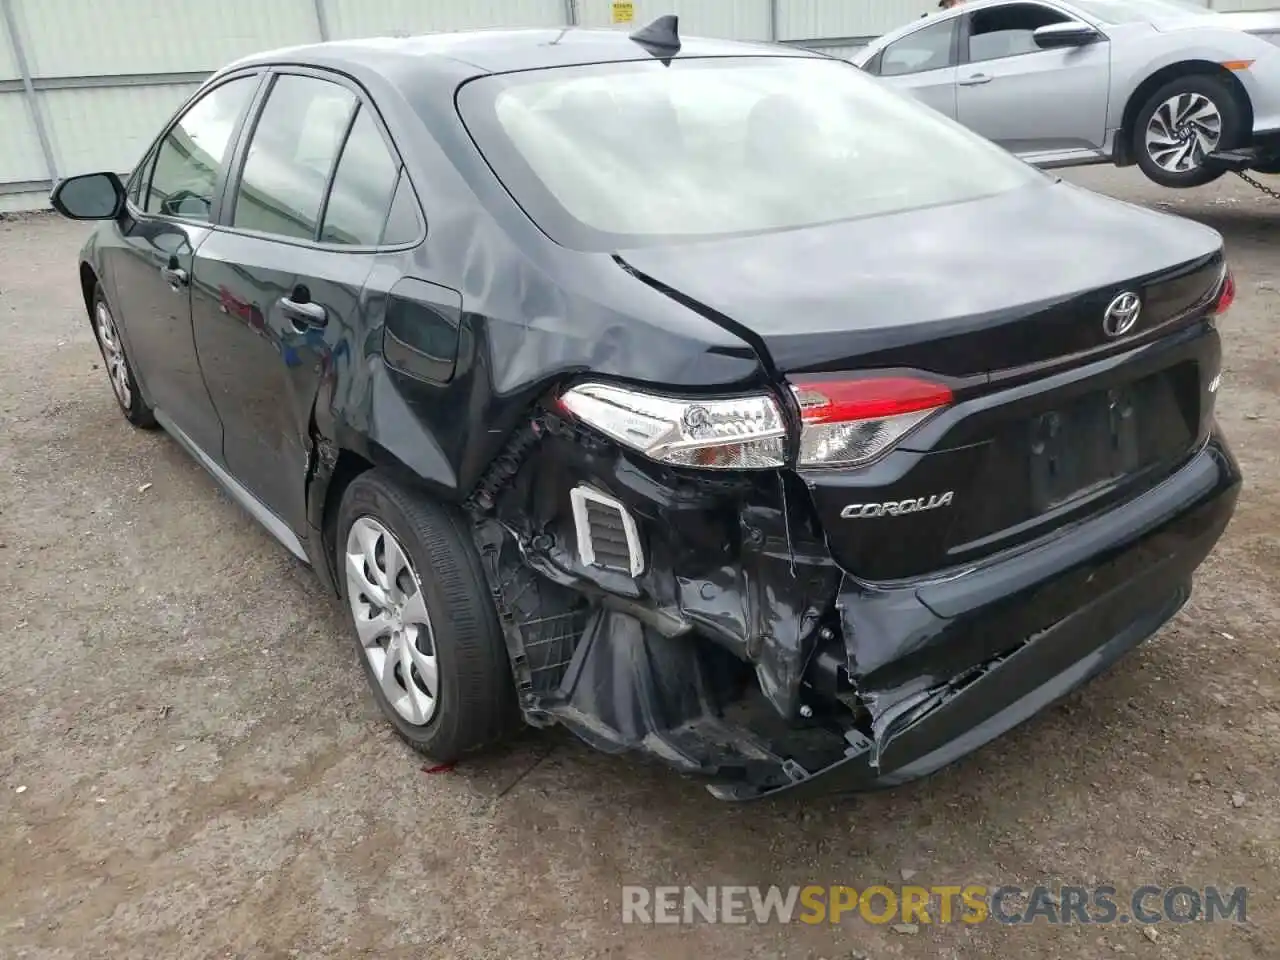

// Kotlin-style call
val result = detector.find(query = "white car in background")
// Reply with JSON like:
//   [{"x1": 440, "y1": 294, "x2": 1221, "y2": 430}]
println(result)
[{"x1": 852, "y1": 0, "x2": 1280, "y2": 187}]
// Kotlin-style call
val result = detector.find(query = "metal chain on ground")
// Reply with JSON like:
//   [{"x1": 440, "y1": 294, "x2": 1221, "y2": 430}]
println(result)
[{"x1": 1234, "y1": 170, "x2": 1280, "y2": 202}]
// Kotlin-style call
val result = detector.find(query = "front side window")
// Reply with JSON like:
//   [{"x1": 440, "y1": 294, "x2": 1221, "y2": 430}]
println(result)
[
  {"x1": 232, "y1": 74, "x2": 357, "y2": 240},
  {"x1": 145, "y1": 75, "x2": 257, "y2": 221},
  {"x1": 456, "y1": 56, "x2": 1042, "y2": 251},
  {"x1": 881, "y1": 20, "x2": 957, "y2": 77},
  {"x1": 319, "y1": 106, "x2": 401, "y2": 246},
  {"x1": 967, "y1": 4, "x2": 1072, "y2": 62}
]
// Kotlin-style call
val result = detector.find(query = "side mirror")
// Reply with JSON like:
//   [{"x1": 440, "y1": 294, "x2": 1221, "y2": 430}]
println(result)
[
  {"x1": 1033, "y1": 21, "x2": 1101, "y2": 49},
  {"x1": 49, "y1": 172, "x2": 126, "y2": 220}
]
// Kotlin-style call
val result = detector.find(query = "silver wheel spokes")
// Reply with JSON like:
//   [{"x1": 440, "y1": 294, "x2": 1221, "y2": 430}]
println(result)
[
  {"x1": 1145, "y1": 93, "x2": 1222, "y2": 174},
  {"x1": 345, "y1": 516, "x2": 439, "y2": 726},
  {"x1": 94, "y1": 302, "x2": 132, "y2": 409}
]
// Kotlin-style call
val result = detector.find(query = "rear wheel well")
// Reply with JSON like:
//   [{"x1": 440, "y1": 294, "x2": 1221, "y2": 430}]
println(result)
[
  {"x1": 1115, "y1": 61, "x2": 1252, "y2": 166},
  {"x1": 321, "y1": 449, "x2": 375, "y2": 574},
  {"x1": 79, "y1": 262, "x2": 99, "y2": 318}
]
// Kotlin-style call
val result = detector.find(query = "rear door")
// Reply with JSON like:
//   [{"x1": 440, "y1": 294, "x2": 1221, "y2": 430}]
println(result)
[
  {"x1": 955, "y1": 2, "x2": 1111, "y2": 155},
  {"x1": 107, "y1": 73, "x2": 261, "y2": 456},
  {"x1": 869, "y1": 17, "x2": 961, "y2": 119},
  {"x1": 190, "y1": 69, "x2": 417, "y2": 535}
]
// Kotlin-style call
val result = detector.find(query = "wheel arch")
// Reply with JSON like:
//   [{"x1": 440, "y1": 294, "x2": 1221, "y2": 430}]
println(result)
[
  {"x1": 1114, "y1": 61, "x2": 1252, "y2": 167},
  {"x1": 310, "y1": 437, "x2": 462, "y2": 596},
  {"x1": 315, "y1": 447, "x2": 375, "y2": 593},
  {"x1": 79, "y1": 261, "x2": 99, "y2": 320}
]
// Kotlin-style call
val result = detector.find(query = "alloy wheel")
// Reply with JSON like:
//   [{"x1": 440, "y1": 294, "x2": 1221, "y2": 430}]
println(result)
[
  {"x1": 344, "y1": 516, "x2": 439, "y2": 726},
  {"x1": 1144, "y1": 92, "x2": 1222, "y2": 174},
  {"x1": 94, "y1": 300, "x2": 133, "y2": 410}
]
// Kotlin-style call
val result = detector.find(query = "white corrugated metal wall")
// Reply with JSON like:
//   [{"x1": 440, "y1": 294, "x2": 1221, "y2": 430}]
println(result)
[{"x1": 0, "y1": 0, "x2": 1276, "y2": 211}]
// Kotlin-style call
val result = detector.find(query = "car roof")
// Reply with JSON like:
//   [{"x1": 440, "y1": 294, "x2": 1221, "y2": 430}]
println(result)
[{"x1": 225, "y1": 26, "x2": 820, "y2": 84}]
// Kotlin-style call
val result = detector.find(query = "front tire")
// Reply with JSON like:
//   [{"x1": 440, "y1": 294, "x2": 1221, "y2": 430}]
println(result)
[
  {"x1": 336, "y1": 471, "x2": 517, "y2": 761},
  {"x1": 1132, "y1": 75, "x2": 1246, "y2": 188},
  {"x1": 91, "y1": 283, "x2": 156, "y2": 428}
]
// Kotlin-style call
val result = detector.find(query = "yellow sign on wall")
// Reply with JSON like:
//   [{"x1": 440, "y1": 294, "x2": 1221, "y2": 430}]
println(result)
[{"x1": 611, "y1": 1, "x2": 635, "y2": 24}]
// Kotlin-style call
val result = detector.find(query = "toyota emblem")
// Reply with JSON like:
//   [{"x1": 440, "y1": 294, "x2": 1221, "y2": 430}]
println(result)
[{"x1": 1103, "y1": 292, "x2": 1141, "y2": 338}]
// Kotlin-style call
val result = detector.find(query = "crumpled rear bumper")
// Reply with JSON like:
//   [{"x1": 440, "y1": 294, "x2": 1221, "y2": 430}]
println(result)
[
  {"x1": 716, "y1": 433, "x2": 1240, "y2": 800},
  {"x1": 474, "y1": 416, "x2": 1239, "y2": 801}
]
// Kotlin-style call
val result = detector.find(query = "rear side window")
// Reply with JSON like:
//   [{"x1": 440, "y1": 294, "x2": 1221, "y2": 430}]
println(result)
[
  {"x1": 381, "y1": 171, "x2": 425, "y2": 246},
  {"x1": 319, "y1": 106, "x2": 400, "y2": 245},
  {"x1": 232, "y1": 74, "x2": 356, "y2": 240},
  {"x1": 881, "y1": 20, "x2": 956, "y2": 77},
  {"x1": 146, "y1": 75, "x2": 257, "y2": 221}
]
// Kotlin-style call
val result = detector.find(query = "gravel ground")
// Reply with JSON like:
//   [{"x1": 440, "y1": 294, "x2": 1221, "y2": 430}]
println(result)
[{"x1": 1, "y1": 166, "x2": 1278, "y2": 960}]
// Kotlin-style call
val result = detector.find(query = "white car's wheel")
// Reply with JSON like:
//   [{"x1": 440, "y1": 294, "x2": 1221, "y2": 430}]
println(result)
[{"x1": 1132, "y1": 75, "x2": 1246, "y2": 189}]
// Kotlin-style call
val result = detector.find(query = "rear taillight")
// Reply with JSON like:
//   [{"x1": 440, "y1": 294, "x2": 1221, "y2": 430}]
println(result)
[
  {"x1": 558, "y1": 375, "x2": 953, "y2": 471},
  {"x1": 1214, "y1": 268, "x2": 1235, "y2": 315},
  {"x1": 792, "y1": 376, "x2": 953, "y2": 468},
  {"x1": 558, "y1": 382, "x2": 787, "y2": 469}
]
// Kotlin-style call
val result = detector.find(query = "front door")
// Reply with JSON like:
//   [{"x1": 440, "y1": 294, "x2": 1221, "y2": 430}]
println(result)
[
  {"x1": 955, "y1": 3, "x2": 1111, "y2": 155},
  {"x1": 107, "y1": 73, "x2": 262, "y2": 457},
  {"x1": 192, "y1": 71, "x2": 409, "y2": 534},
  {"x1": 874, "y1": 17, "x2": 961, "y2": 119}
]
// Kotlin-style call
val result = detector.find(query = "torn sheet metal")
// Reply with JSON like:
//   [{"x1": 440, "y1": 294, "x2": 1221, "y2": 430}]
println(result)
[{"x1": 466, "y1": 409, "x2": 1053, "y2": 794}]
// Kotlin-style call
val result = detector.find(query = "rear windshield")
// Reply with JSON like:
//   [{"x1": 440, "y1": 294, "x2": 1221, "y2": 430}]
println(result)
[{"x1": 456, "y1": 55, "x2": 1043, "y2": 250}]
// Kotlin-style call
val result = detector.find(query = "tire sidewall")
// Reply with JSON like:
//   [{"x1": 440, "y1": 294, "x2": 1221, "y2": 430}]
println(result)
[
  {"x1": 92, "y1": 285, "x2": 151, "y2": 425},
  {"x1": 335, "y1": 477, "x2": 470, "y2": 753},
  {"x1": 1133, "y1": 76, "x2": 1244, "y2": 188}
]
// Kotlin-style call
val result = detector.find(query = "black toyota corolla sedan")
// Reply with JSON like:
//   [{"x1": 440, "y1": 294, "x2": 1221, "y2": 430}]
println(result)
[{"x1": 51, "y1": 17, "x2": 1240, "y2": 800}]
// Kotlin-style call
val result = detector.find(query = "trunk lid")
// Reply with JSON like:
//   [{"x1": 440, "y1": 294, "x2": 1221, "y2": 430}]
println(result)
[
  {"x1": 615, "y1": 180, "x2": 1222, "y2": 379},
  {"x1": 617, "y1": 180, "x2": 1226, "y2": 580}
]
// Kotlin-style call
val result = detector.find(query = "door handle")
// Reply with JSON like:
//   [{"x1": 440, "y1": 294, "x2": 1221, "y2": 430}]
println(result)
[
  {"x1": 959, "y1": 73, "x2": 993, "y2": 86},
  {"x1": 279, "y1": 295, "x2": 328, "y2": 329},
  {"x1": 160, "y1": 264, "x2": 189, "y2": 288}
]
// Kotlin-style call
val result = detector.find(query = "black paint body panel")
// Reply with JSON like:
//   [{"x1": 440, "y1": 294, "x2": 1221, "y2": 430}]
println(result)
[{"x1": 71, "y1": 27, "x2": 1240, "y2": 800}]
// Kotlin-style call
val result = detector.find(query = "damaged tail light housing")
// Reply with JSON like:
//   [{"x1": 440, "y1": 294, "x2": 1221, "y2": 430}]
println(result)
[
  {"x1": 792, "y1": 376, "x2": 953, "y2": 468},
  {"x1": 559, "y1": 376, "x2": 953, "y2": 471},
  {"x1": 558, "y1": 382, "x2": 788, "y2": 469}
]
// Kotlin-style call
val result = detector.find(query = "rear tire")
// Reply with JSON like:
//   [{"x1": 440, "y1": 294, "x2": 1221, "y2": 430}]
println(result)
[
  {"x1": 1132, "y1": 74, "x2": 1246, "y2": 189},
  {"x1": 91, "y1": 283, "x2": 156, "y2": 428},
  {"x1": 336, "y1": 470, "x2": 518, "y2": 762}
]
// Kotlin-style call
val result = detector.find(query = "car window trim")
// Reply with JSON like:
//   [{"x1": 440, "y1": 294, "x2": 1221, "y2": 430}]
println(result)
[
  {"x1": 879, "y1": 15, "x2": 961, "y2": 78},
  {"x1": 958, "y1": 0, "x2": 1111, "y2": 65},
  {"x1": 214, "y1": 63, "x2": 426, "y2": 253},
  {"x1": 125, "y1": 132, "x2": 162, "y2": 203},
  {"x1": 315, "y1": 102, "x2": 364, "y2": 243},
  {"x1": 376, "y1": 167, "x2": 405, "y2": 245},
  {"x1": 125, "y1": 143, "x2": 157, "y2": 205},
  {"x1": 378, "y1": 166, "x2": 428, "y2": 246},
  {"x1": 220, "y1": 71, "x2": 360, "y2": 241},
  {"x1": 123, "y1": 69, "x2": 268, "y2": 227}
]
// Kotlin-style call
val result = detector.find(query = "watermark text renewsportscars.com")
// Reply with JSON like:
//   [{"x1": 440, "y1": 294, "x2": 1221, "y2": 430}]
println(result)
[{"x1": 620, "y1": 884, "x2": 1248, "y2": 926}]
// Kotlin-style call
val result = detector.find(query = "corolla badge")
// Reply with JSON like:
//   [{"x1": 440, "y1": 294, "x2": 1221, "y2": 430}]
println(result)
[
  {"x1": 840, "y1": 491, "x2": 954, "y2": 519},
  {"x1": 1103, "y1": 292, "x2": 1142, "y2": 338}
]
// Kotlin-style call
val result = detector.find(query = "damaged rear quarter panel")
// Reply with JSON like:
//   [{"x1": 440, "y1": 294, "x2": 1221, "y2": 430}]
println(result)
[
  {"x1": 303, "y1": 68, "x2": 768, "y2": 528},
  {"x1": 470, "y1": 412, "x2": 856, "y2": 790}
]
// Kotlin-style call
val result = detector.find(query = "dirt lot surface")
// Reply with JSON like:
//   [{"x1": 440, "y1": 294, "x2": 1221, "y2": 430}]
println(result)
[{"x1": 1, "y1": 167, "x2": 1278, "y2": 959}]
